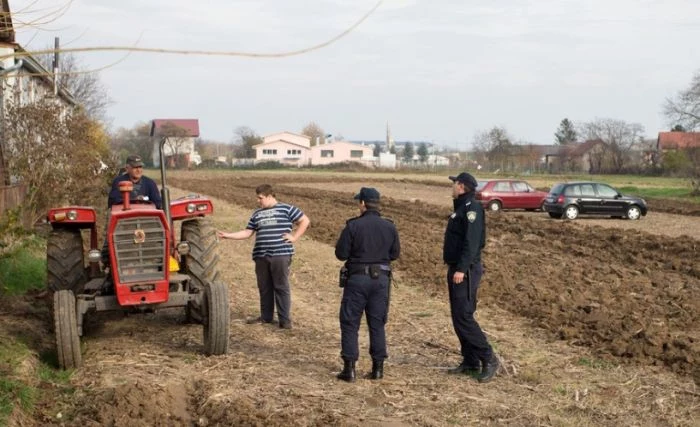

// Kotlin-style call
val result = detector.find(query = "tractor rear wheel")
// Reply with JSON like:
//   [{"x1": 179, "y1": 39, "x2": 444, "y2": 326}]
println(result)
[
  {"x1": 53, "y1": 290, "x2": 82, "y2": 369},
  {"x1": 47, "y1": 229, "x2": 86, "y2": 294},
  {"x1": 203, "y1": 281, "x2": 230, "y2": 355},
  {"x1": 182, "y1": 219, "x2": 221, "y2": 323}
]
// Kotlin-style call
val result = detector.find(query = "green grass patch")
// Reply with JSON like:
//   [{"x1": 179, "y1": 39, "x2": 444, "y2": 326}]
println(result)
[
  {"x1": 0, "y1": 334, "x2": 75, "y2": 425},
  {"x1": 0, "y1": 236, "x2": 46, "y2": 295},
  {"x1": 617, "y1": 186, "x2": 699, "y2": 201},
  {"x1": 0, "y1": 337, "x2": 36, "y2": 424}
]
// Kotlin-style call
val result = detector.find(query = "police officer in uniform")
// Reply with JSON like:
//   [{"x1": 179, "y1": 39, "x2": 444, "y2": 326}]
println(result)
[
  {"x1": 335, "y1": 187, "x2": 400, "y2": 382},
  {"x1": 443, "y1": 172, "x2": 499, "y2": 383}
]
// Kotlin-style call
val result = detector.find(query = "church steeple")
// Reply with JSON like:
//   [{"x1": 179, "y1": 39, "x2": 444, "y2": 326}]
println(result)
[{"x1": 386, "y1": 122, "x2": 394, "y2": 153}]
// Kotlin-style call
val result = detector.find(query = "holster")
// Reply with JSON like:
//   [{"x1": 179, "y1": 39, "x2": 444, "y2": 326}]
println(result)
[
  {"x1": 339, "y1": 266, "x2": 348, "y2": 288},
  {"x1": 368, "y1": 264, "x2": 381, "y2": 279}
]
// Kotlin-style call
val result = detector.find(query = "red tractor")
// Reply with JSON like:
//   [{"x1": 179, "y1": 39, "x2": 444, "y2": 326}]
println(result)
[{"x1": 46, "y1": 136, "x2": 229, "y2": 369}]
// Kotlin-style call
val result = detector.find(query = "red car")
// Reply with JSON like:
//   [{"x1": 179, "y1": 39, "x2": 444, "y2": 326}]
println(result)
[{"x1": 475, "y1": 179, "x2": 548, "y2": 212}]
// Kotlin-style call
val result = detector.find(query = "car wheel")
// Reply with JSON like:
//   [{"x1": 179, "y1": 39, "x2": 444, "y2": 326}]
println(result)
[
  {"x1": 564, "y1": 205, "x2": 579, "y2": 220},
  {"x1": 626, "y1": 205, "x2": 642, "y2": 220},
  {"x1": 488, "y1": 201, "x2": 502, "y2": 212}
]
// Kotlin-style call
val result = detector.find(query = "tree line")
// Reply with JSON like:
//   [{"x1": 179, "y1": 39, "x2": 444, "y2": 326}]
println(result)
[{"x1": 2, "y1": 59, "x2": 699, "y2": 230}]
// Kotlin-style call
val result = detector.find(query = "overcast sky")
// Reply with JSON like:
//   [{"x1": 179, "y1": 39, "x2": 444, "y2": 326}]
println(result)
[{"x1": 11, "y1": 0, "x2": 700, "y2": 147}]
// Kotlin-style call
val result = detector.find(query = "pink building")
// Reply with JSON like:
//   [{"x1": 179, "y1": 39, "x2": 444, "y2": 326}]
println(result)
[
  {"x1": 310, "y1": 141, "x2": 374, "y2": 166},
  {"x1": 253, "y1": 132, "x2": 375, "y2": 166},
  {"x1": 254, "y1": 132, "x2": 311, "y2": 166}
]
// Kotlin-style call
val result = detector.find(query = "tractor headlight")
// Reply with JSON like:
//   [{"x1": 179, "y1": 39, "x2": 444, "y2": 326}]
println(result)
[
  {"x1": 66, "y1": 210, "x2": 78, "y2": 220},
  {"x1": 177, "y1": 241, "x2": 190, "y2": 256},
  {"x1": 196, "y1": 204, "x2": 208, "y2": 211},
  {"x1": 88, "y1": 249, "x2": 102, "y2": 262},
  {"x1": 186, "y1": 203, "x2": 196, "y2": 213}
]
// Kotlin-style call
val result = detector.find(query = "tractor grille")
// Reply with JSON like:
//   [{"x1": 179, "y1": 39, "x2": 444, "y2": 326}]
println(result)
[{"x1": 114, "y1": 217, "x2": 167, "y2": 283}]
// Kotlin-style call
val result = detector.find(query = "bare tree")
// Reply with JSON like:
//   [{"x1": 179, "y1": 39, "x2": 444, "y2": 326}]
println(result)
[
  {"x1": 109, "y1": 122, "x2": 152, "y2": 166},
  {"x1": 302, "y1": 122, "x2": 325, "y2": 146},
  {"x1": 232, "y1": 126, "x2": 261, "y2": 158},
  {"x1": 581, "y1": 118, "x2": 644, "y2": 173},
  {"x1": 39, "y1": 51, "x2": 113, "y2": 121},
  {"x1": 664, "y1": 70, "x2": 700, "y2": 131},
  {"x1": 473, "y1": 126, "x2": 514, "y2": 172}
]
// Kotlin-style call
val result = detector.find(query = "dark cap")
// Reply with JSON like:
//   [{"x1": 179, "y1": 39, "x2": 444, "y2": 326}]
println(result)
[
  {"x1": 449, "y1": 172, "x2": 478, "y2": 188},
  {"x1": 353, "y1": 187, "x2": 380, "y2": 202},
  {"x1": 126, "y1": 154, "x2": 144, "y2": 167}
]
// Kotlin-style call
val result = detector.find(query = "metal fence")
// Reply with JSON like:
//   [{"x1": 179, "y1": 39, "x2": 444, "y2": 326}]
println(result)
[{"x1": 0, "y1": 184, "x2": 27, "y2": 216}]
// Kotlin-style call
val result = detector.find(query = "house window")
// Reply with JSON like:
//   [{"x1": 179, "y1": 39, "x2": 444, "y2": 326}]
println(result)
[
  {"x1": 321, "y1": 150, "x2": 334, "y2": 158},
  {"x1": 262, "y1": 149, "x2": 277, "y2": 155},
  {"x1": 350, "y1": 150, "x2": 363, "y2": 158},
  {"x1": 287, "y1": 149, "x2": 301, "y2": 155}
]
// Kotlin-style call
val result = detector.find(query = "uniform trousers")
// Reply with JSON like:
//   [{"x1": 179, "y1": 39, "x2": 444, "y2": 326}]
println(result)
[
  {"x1": 447, "y1": 263, "x2": 492, "y2": 365},
  {"x1": 339, "y1": 273, "x2": 389, "y2": 361}
]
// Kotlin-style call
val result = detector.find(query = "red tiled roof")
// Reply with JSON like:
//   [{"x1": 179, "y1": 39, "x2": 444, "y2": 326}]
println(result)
[
  {"x1": 151, "y1": 119, "x2": 200, "y2": 138},
  {"x1": 657, "y1": 132, "x2": 700, "y2": 150}
]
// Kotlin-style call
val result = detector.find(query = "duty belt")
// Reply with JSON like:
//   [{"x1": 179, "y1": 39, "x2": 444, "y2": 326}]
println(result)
[{"x1": 347, "y1": 264, "x2": 391, "y2": 276}]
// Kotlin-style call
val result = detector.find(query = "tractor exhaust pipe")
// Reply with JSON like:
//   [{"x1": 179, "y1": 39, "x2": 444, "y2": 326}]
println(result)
[
  {"x1": 119, "y1": 181, "x2": 133, "y2": 210},
  {"x1": 158, "y1": 137, "x2": 172, "y2": 228}
]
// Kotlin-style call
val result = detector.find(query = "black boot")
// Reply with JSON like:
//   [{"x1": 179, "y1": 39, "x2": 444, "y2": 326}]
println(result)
[
  {"x1": 370, "y1": 360, "x2": 384, "y2": 380},
  {"x1": 477, "y1": 354, "x2": 499, "y2": 383},
  {"x1": 447, "y1": 361, "x2": 481, "y2": 376},
  {"x1": 337, "y1": 360, "x2": 356, "y2": 382}
]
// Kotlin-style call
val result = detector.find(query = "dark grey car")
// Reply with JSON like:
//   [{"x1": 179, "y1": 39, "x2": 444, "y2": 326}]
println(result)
[{"x1": 543, "y1": 181, "x2": 648, "y2": 220}]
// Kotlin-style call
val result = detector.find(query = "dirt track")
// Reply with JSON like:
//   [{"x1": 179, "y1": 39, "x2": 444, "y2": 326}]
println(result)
[{"x1": 2, "y1": 171, "x2": 699, "y2": 426}]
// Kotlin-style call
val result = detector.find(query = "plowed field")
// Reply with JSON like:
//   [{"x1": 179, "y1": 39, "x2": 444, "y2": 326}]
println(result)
[{"x1": 2, "y1": 170, "x2": 698, "y2": 426}]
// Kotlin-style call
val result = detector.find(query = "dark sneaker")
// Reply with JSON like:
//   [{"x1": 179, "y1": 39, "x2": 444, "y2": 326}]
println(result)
[
  {"x1": 246, "y1": 316, "x2": 273, "y2": 324},
  {"x1": 477, "y1": 355, "x2": 499, "y2": 383}
]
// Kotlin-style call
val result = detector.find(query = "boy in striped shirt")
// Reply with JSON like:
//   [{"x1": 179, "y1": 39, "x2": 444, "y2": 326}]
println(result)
[{"x1": 217, "y1": 184, "x2": 310, "y2": 329}]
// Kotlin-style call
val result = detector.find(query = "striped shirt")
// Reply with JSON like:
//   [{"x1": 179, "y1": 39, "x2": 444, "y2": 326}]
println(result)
[{"x1": 246, "y1": 203, "x2": 304, "y2": 259}]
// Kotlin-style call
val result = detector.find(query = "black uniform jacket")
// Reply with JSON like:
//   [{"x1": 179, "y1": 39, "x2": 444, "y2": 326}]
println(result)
[
  {"x1": 443, "y1": 192, "x2": 485, "y2": 272},
  {"x1": 335, "y1": 210, "x2": 400, "y2": 265}
]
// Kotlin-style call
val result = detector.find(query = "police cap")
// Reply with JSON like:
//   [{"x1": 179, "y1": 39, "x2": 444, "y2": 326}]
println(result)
[
  {"x1": 448, "y1": 172, "x2": 478, "y2": 188},
  {"x1": 353, "y1": 187, "x2": 380, "y2": 202}
]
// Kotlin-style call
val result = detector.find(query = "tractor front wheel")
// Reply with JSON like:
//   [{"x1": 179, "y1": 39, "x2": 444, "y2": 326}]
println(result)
[
  {"x1": 47, "y1": 229, "x2": 86, "y2": 294},
  {"x1": 202, "y1": 281, "x2": 230, "y2": 356},
  {"x1": 53, "y1": 290, "x2": 82, "y2": 369}
]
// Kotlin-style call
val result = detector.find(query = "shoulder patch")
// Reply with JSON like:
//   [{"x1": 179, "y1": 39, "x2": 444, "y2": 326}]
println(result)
[{"x1": 467, "y1": 211, "x2": 477, "y2": 223}]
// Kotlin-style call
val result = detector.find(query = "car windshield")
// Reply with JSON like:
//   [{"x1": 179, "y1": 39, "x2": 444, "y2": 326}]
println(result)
[{"x1": 476, "y1": 181, "x2": 488, "y2": 191}]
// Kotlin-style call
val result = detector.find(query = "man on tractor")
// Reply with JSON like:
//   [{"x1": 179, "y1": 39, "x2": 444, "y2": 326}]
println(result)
[
  {"x1": 108, "y1": 154, "x2": 162, "y2": 209},
  {"x1": 102, "y1": 154, "x2": 162, "y2": 268}
]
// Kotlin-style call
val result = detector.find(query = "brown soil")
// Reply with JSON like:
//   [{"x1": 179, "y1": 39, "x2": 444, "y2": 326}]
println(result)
[{"x1": 2, "y1": 170, "x2": 699, "y2": 426}]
